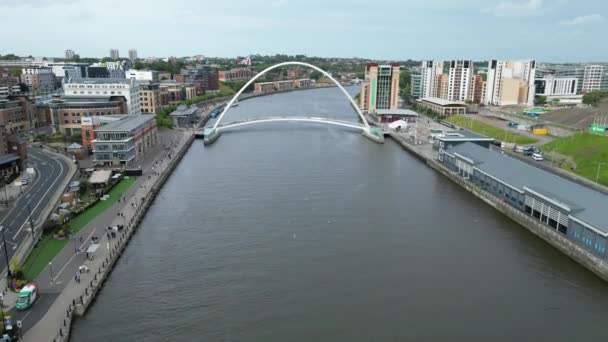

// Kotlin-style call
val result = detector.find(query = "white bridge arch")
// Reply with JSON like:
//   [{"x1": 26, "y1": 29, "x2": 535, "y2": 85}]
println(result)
[{"x1": 212, "y1": 61, "x2": 370, "y2": 131}]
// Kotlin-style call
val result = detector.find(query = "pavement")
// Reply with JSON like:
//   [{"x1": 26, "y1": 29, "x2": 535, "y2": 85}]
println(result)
[{"x1": 17, "y1": 129, "x2": 189, "y2": 338}]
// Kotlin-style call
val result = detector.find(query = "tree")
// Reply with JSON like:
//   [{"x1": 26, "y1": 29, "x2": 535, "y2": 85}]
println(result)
[
  {"x1": 310, "y1": 71, "x2": 322, "y2": 80},
  {"x1": 582, "y1": 90, "x2": 608, "y2": 106},
  {"x1": 535, "y1": 96, "x2": 547, "y2": 106},
  {"x1": 19, "y1": 83, "x2": 30, "y2": 93}
]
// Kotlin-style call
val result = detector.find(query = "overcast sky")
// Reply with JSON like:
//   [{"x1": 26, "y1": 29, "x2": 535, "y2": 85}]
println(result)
[{"x1": 0, "y1": 0, "x2": 606, "y2": 62}]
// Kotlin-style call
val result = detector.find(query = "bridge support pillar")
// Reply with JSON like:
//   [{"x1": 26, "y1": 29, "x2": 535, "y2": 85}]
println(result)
[
  {"x1": 362, "y1": 127, "x2": 385, "y2": 144},
  {"x1": 203, "y1": 128, "x2": 221, "y2": 146}
]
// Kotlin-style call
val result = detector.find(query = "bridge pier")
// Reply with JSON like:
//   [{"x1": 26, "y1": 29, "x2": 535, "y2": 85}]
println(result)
[
  {"x1": 362, "y1": 127, "x2": 385, "y2": 144},
  {"x1": 203, "y1": 128, "x2": 221, "y2": 145}
]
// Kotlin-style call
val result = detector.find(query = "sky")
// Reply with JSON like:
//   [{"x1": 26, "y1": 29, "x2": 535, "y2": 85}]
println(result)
[{"x1": 0, "y1": 0, "x2": 606, "y2": 62}]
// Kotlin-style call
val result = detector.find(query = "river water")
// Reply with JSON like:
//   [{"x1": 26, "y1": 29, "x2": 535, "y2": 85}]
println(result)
[{"x1": 72, "y1": 87, "x2": 608, "y2": 341}]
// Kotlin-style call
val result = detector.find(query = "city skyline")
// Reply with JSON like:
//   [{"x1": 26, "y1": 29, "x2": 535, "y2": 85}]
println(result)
[{"x1": 0, "y1": 0, "x2": 607, "y2": 62}]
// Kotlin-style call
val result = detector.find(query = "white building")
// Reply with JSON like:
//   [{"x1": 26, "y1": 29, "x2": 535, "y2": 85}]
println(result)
[
  {"x1": 110, "y1": 49, "x2": 119, "y2": 60},
  {"x1": 582, "y1": 65, "x2": 605, "y2": 93},
  {"x1": 485, "y1": 59, "x2": 536, "y2": 106},
  {"x1": 447, "y1": 60, "x2": 472, "y2": 102},
  {"x1": 65, "y1": 49, "x2": 75, "y2": 60},
  {"x1": 420, "y1": 60, "x2": 444, "y2": 98},
  {"x1": 125, "y1": 69, "x2": 159, "y2": 82},
  {"x1": 534, "y1": 76, "x2": 577, "y2": 96},
  {"x1": 129, "y1": 49, "x2": 138, "y2": 61},
  {"x1": 63, "y1": 78, "x2": 141, "y2": 115}
]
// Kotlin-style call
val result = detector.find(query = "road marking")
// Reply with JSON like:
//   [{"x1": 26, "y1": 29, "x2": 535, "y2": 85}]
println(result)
[
  {"x1": 19, "y1": 310, "x2": 31, "y2": 322},
  {"x1": 53, "y1": 228, "x2": 97, "y2": 281},
  {"x1": 0, "y1": 160, "x2": 44, "y2": 226}
]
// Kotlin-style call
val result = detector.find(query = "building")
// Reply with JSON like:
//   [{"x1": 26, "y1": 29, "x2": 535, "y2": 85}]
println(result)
[
  {"x1": 0, "y1": 99, "x2": 29, "y2": 133},
  {"x1": 63, "y1": 78, "x2": 140, "y2": 115},
  {"x1": 110, "y1": 49, "x2": 120, "y2": 60},
  {"x1": 468, "y1": 75, "x2": 485, "y2": 104},
  {"x1": 375, "y1": 109, "x2": 418, "y2": 123},
  {"x1": 433, "y1": 130, "x2": 494, "y2": 150},
  {"x1": 81, "y1": 115, "x2": 124, "y2": 150},
  {"x1": 169, "y1": 104, "x2": 199, "y2": 127},
  {"x1": 20, "y1": 67, "x2": 55, "y2": 93},
  {"x1": 274, "y1": 80, "x2": 294, "y2": 91},
  {"x1": 128, "y1": 49, "x2": 138, "y2": 61},
  {"x1": 51, "y1": 64, "x2": 85, "y2": 81},
  {"x1": 159, "y1": 82, "x2": 197, "y2": 105},
  {"x1": 535, "y1": 76, "x2": 578, "y2": 96},
  {"x1": 293, "y1": 79, "x2": 312, "y2": 88},
  {"x1": 218, "y1": 68, "x2": 256, "y2": 82},
  {"x1": 254, "y1": 82, "x2": 274, "y2": 94},
  {"x1": 440, "y1": 142, "x2": 608, "y2": 260},
  {"x1": 93, "y1": 114, "x2": 158, "y2": 166},
  {"x1": 138, "y1": 82, "x2": 162, "y2": 114},
  {"x1": 420, "y1": 60, "x2": 444, "y2": 98},
  {"x1": 416, "y1": 97, "x2": 467, "y2": 116},
  {"x1": 485, "y1": 59, "x2": 536, "y2": 106},
  {"x1": 582, "y1": 65, "x2": 606, "y2": 93},
  {"x1": 48, "y1": 96, "x2": 126, "y2": 135},
  {"x1": 0, "y1": 69, "x2": 21, "y2": 97},
  {"x1": 447, "y1": 60, "x2": 473, "y2": 102},
  {"x1": 359, "y1": 63, "x2": 400, "y2": 113},
  {"x1": 65, "y1": 49, "x2": 75, "y2": 60},
  {"x1": 410, "y1": 74, "x2": 422, "y2": 99},
  {"x1": 287, "y1": 69, "x2": 306, "y2": 78},
  {"x1": 125, "y1": 70, "x2": 159, "y2": 82},
  {"x1": 435, "y1": 74, "x2": 449, "y2": 100},
  {"x1": 180, "y1": 65, "x2": 219, "y2": 94},
  {"x1": 85, "y1": 66, "x2": 110, "y2": 78}
]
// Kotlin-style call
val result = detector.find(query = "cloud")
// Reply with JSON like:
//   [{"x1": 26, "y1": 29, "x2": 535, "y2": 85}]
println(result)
[
  {"x1": 559, "y1": 14, "x2": 604, "y2": 26},
  {"x1": 482, "y1": 0, "x2": 544, "y2": 17}
]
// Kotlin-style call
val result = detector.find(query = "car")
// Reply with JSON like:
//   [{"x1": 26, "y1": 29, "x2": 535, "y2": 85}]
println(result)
[
  {"x1": 531, "y1": 153, "x2": 544, "y2": 161},
  {"x1": 20, "y1": 179, "x2": 29, "y2": 186},
  {"x1": 16, "y1": 283, "x2": 39, "y2": 310}
]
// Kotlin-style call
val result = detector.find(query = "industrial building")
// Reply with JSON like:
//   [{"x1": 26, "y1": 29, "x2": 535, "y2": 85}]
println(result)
[{"x1": 440, "y1": 142, "x2": 608, "y2": 259}]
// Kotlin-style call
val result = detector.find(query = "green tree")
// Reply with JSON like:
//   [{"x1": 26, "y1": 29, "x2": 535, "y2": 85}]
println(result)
[
  {"x1": 19, "y1": 83, "x2": 30, "y2": 93},
  {"x1": 535, "y1": 96, "x2": 547, "y2": 106},
  {"x1": 310, "y1": 71, "x2": 322, "y2": 80},
  {"x1": 582, "y1": 91, "x2": 608, "y2": 106}
]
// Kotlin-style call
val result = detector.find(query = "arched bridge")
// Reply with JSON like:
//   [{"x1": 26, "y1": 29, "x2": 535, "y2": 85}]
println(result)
[
  {"x1": 217, "y1": 116, "x2": 366, "y2": 131},
  {"x1": 202, "y1": 61, "x2": 384, "y2": 145}
]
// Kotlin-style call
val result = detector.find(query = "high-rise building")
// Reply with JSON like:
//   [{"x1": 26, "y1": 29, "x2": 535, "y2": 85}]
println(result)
[
  {"x1": 410, "y1": 74, "x2": 422, "y2": 99},
  {"x1": 129, "y1": 49, "x2": 138, "y2": 61},
  {"x1": 485, "y1": 59, "x2": 536, "y2": 106},
  {"x1": 468, "y1": 74, "x2": 485, "y2": 104},
  {"x1": 110, "y1": 49, "x2": 120, "y2": 60},
  {"x1": 582, "y1": 65, "x2": 606, "y2": 93},
  {"x1": 359, "y1": 63, "x2": 400, "y2": 113},
  {"x1": 138, "y1": 81, "x2": 162, "y2": 114},
  {"x1": 420, "y1": 60, "x2": 444, "y2": 98},
  {"x1": 179, "y1": 65, "x2": 219, "y2": 95},
  {"x1": 65, "y1": 49, "x2": 75, "y2": 60},
  {"x1": 447, "y1": 60, "x2": 473, "y2": 102},
  {"x1": 63, "y1": 78, "x2": 141, "y2": 115}
]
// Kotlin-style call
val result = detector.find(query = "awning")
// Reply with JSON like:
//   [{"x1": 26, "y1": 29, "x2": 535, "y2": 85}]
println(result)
[{"x1": 88, "y1": 170, "x2": 112, "y2": 184}]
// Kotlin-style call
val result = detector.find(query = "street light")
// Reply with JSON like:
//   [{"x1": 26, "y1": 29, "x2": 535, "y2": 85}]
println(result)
[
  {"x1": 597, "y1": 162, "x2": 606, "y2": 184},
  {"x1": 0, "y1": 226, "x2": 11, "y2": 278},
  {"x1": 48, "y1": 262, "x2": 54, "y2": 284}
]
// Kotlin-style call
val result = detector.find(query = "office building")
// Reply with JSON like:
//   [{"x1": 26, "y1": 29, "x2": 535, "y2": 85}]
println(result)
[
  {"x1": 535, "y1": 76, "x2": 578, "y2": 96},
  {"x1": 48, "y1": 96, "x2": 126, "y2": 135},
  {"x1": 65, "y1": 49, "x2": 75, "y2": 60},
  {"x1": 410, "y1": 74, "x2": 422, "y2": 99},
  {"x1": 110, "y1": 49, "x2": 120, "y2": 60},
  {"x1": 93, "y1": 114, "x2": 158, "y2": 165},
  {"x1": 179, "y1": 65, "x2": 219, "y2": 94},
  {"x1": 125, "y1": 70, "x2": 159, "y2": 82},
  {"x1": 420, "y1": 60, "x2": 444, "y2": 98},
  {"x1": 159, "y1": 82, "x2": 197, "y2": 105},
  {"x1": 0, "y1": 99, "x2": 30, "y2": 133},
  {"x1": 359, "y1": 63, "x2": 400, "y2": 113},
  {"x1": 440, "y1": 142, "x2": 608, "y2": 260},
  {"x1": 81, "y1": 115, "x2": 124, "y2": 150},
  {"x1": 485, "y1": 59, "x2": 536, "y2": 106},
  {"x1": 63, "y1": 78, "x2": 140, "y2": 115},
  {"x1": 20, "y1": 67, "x2": 55, "y2": 93},
  {"x1": 447, "y1": 60, "x2": 473, "y2": 102},
  {"x1": 128, "y1": 49, "x2": 138, "y2": 61},
  {"x1": 138, "y1": 81, "x2": 162, "y2": 114},
  {"x1": 0, "y1": 69, "x2": 21, "y2": 97},
  {"x1": 218, "y1": 68, "x2": 256, "y2": 82}
]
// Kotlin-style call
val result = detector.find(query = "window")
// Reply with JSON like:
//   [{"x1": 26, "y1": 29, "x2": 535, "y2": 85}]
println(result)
[
  {"x1": 548, "y1": 218, "x2": 557, "y2": 229},
  {"x1": 532, "y1": 210, "x2": 541, "y2": 219}
]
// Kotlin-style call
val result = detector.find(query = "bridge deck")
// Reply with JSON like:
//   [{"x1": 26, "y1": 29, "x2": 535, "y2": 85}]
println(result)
[{"x1": 216, "y1": 116, "x2": 365, "y2": 131}]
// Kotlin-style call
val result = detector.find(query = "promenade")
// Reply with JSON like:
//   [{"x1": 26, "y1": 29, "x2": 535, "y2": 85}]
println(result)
[{"x1": 22, "y1": 129, "x2": 193, "y2": 342}]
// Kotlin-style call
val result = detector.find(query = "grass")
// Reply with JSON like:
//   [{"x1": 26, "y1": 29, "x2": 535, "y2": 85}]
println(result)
[
  {"x1": 542, "y1": 133, "x2": 608, "y2": 187},
  {"x1": 446, "y1": 115, "x2": 539, "y2": 145},
  {"x1": 21, "y1": 176, "x2": 137, "y2": 280}
]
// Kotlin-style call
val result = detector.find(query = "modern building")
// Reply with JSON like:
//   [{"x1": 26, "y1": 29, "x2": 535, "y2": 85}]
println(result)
[
  {"x1": 125, "y1": 70, "x2": 159, "y2": 82},
  {"x1": 359, "y1": 63, "x2": 400, "y2": 113},
  {"x1": 468, "y1": 74, "x2": 486, "y2": 104},
  {"x1": 92, "y1": 114, "x2": 158, "y2": 166},
  {"x1": 218, "y1": 68, "x2": 256, "y2": 82},
  {"x1": 410, "y1": 73, "x2": 422, "y2": 99},
  {"x1": 447, "y1": 60, "x2": 473, "y2": 102},
  {"x1": 535, "y1": 76, "x2": 578, "y2": 96},
  {"x1": 420, "y1": 60, "x2": 444, "y2": 98},
  {"x1": 433, "y1": 130, "x2": 494, "y2": 150},
  {"x1": 48, "y1": 96, "x2": 126, "y2": 135},
  {"x1": 169, "y1": 104, "x2": 198, "y2": 127},
  {"x1": 434, "y1": 74, "x2": 449, "y2": 100},
  {"x1": 0, "y1": 69, "x2": 21, "y2": 97},
  {"x1": 128, "y1": 49, "x2": 138, "y2": 61},
  {"x1": 179, "y1": 65, "x2": 219, "y2": 94},
  {"x1": 582, "y1": 65, "x2": 606, "y2": 93},
  {"x1": 0, "y1": 99, "x2": 30, "y2": 133},
  {"x1": 159, "y1": 82, "x2": 197, "y2": 105},
  {"x1": 416, "y1": 97, "x2": 467, "y2": 116},
  {"x1": 138, "y1": 81, "x2": 162, "y2": 114},
  {"x1": 110, "y1": 49, "x2": 120, "y2": 60},
  {"x1": 439, "y1": 142, "x2": 608, "y2": 260},
  {"x1": 81, "y1": 115, "x2": 124, "y2": 150},
  {"x1": 85, "y1": 66, "x2": 110, "y2": 79},
  {"x1": 485, "y1": 59, "x2": 536, "y2": 106},
  {"x1": 375, "y1": 109, "x2": 418, "y2": 123},
  {"x1": 20, "y1": 67, "x2": 55, "y2": 93},
  {"x1": 63, "y1": 78, "x2": 140, "y2": 115},
  {"x1": 65, "y1": 49, "x2": 75, "y2": 60}
]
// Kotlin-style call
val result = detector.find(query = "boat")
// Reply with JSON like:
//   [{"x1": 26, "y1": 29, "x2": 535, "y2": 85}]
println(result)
[{"x1": 231, "y1": 101, "x2": 239, "y2": 108}]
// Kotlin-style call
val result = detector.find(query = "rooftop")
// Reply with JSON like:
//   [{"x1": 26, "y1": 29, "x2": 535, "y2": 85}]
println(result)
[
  {"x1": 436, "y1": 129, "x2": 494, "y2": 142},
  {"x1": 418, "y1": 97, "x2": 466, "y2": 106},
  {"x1": 170, "y1": 105, "x2": 198, "y2": 117},
  {"x1": 65, "y1": 78, "x2": 134, "y2": 85},
  {"x1": 376, "y1": 109, "x2": 419, "y2": 116},
  {"x1": 0, "y1": 154, "x2": 20, "y2": 165},
  {"x1": 94, "y1": 114, "x2": 155, "y2": 132},
  {"x1": 445, "y1": 142, "x2": 608, "y2": 233}
]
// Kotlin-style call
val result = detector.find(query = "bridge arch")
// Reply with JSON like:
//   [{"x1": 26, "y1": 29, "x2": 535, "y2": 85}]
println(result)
[{"x1": 212, "y1": 61, "x2": 370, "y2": 131}]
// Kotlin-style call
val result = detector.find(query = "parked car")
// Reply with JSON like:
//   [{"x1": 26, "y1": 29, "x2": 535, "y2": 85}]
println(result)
[{"x1": 532, "y1": 153, "x2": 544, "y2": 161}]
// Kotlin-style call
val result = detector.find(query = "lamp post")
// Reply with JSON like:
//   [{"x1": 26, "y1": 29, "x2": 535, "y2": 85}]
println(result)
[
  {"x1": 2, "y1": 177, "x2": 7, "y2": 206},
  {"x1": 597, "y1": 162, "x2": 606, "y2": 184},
  {"x1": 48, "y1": 262, "x2": 54, "y2": 284},
  {"x1": 0, "y1": 226, "x2": 11, "y2": 278},
  {"x1": 27, "y1": 203, "x2": 35, "y2": 240}
]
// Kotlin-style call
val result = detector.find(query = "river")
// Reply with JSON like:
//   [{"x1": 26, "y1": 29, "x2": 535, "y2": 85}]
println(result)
[{"x1": 72, "y1": 86, "x2": 608, "y2": 341}]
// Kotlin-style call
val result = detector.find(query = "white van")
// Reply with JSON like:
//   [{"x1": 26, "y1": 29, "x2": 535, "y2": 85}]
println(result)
[{"x1": 532, "y1": 153, "x2": 544, "y2": 161}]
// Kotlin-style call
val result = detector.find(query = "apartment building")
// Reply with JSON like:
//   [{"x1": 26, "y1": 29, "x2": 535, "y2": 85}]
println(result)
[
  {"x1": 410, "y1": 74, "x2": 422, "y2": 99},
  {"x1": 0, "y1": 99, "x2": 29, "y2": 133},
  {"x1": 485, "y1": 59, "x2": 536, "y2": 106},
  {"x1": 447, "y1": 60, "x2": 473, "y2": 102},
  {"x1": 129, "y1": 49, "x2": 138, "y2": 61},
  {"x1": 138, "y1": 82, "x2": 162, "y2": 114},
  {"x1": 0, "y1": 69, "x2": 21, "y2": 97},
  {"x1": 582, "y1": 65, "x2": 606, "y2": 93},
  {"x1": 63, "y1": 78, "x2": 140, "y2": 115},
  {"x1": 179, "y1": 65, "x2": 219, "y2": 94},
  {"x1": 219, "y1": 68, "x2": 256, "y2": 82},
  {"x1": 420, "y1": 60, "x2": 444, "y2": 98},
  {"x1": 468, "y1": 74, "x2": 486, "y2": 104}
]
